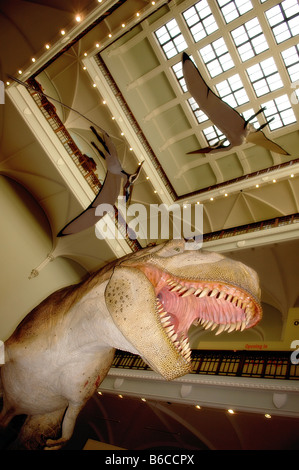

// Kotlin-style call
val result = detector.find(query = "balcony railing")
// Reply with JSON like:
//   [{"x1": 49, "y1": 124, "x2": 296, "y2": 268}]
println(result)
[{"x1": 111, "y1": 349, "x2": 299, "y2": 380}]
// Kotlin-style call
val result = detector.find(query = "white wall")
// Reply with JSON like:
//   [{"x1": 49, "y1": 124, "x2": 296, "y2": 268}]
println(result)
[{"x1": 0, "y1": 175, "x2": 87, "y2": 341}]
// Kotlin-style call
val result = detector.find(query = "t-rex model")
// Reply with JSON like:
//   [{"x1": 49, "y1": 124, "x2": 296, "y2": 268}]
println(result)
[{"x1": 0, "y1": 239, "x2": 262, "y2": 449}]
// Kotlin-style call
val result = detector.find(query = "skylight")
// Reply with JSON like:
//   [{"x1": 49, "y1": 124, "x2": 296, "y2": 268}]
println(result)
[
  {"x1": 172, "y1": 61, "x2": 186, "y2": 91},
  {"x1": 188, "y1": 97, "x2": 209, "y2": 123},
  {"x1": 217, "y1": 0, "x2": 253, "y2": 24},
  {"x1": 265, "y1": 0, "x2": 299, "y2": 44},
  {"x1": 246, "y1": 57, "x2": 283, "y2": 97},
  {"x1": 281, "y1": 44, "x2": 299, "y2": 82},
  {"x1": 203, "y1": 125, "x2": 229, "y2": 147},
  {"x1": 231, "y1": 17, "x2": 269, "y2": 62},
  {"x1": 155, "y1": 19, "x2": 187, "y2": 59},
  {"x1": 199, "y1": 38, "x2": 235, "y2": 77},
  {"x1": 154, "y1": 0, "x2": 298, "y2": 145},
  {"x1": 215, "y1": 74, "x2": 249, "y2": 107},
  {"x1": 262, "y1": 95, "x2": 296, "y2": 130},
  {"x1": 183, "y1": 0, "x2": 218, "y2": 42}
]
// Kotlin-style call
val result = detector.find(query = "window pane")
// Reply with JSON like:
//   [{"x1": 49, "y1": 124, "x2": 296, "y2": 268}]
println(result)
[
  {"x1": 217, "y1": 0, "x2": 253, "y2": 23},
  {"x1": 247, "y1": 58, "x2": 283, "y2": 97},
  {"x1": 262, "y1": 95, "x2": 296, "y2": 130},
  {"x1": 199, "y1": 38, "x2": 234, "y2": 77},
  {"x1": 155, "y1": 19, "x2": 187, "y2": 59},
  {"x1": 281, "y1": 44, "x2": 299, "y2": 82},
  {"x1": 183, "y1": 0, "x2": 219, "y2": 42},
  {"x1": 265, "y1": 0, "x2": 299, "y2": 44},
  {"x1": 231, "y1": 18, "x2": 269, "y2": 61}
]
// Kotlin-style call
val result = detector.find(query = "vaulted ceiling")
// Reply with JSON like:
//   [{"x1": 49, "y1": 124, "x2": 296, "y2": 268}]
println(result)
[
  {"x1": 1, "y1": 0, "x2": 299, "y2": 450},
  {"x1": 1, "y1": 0, "x2": 298, "y2": 322}
]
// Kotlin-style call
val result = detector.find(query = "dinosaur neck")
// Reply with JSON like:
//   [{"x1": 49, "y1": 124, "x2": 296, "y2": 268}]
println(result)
[{"x1": 69, "y1": 280, "x2": 140, "y2": 355}]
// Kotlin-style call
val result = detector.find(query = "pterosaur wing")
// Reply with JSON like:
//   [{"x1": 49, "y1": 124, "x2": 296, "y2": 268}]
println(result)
[
  {"x1": 182, "y1": 53, "x2": 246, "y2": 147},
  {"x1": 57, "y1": 172, "x2": 123, "y2": 236},
  {"x1": 246, "y1": 130, "x2": 290, "y2": 156}
]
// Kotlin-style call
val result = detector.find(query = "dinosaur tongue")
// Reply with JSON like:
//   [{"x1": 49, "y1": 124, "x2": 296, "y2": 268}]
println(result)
[{"x1": 157, "y1": 286, "x2": 199, "y2": 337}]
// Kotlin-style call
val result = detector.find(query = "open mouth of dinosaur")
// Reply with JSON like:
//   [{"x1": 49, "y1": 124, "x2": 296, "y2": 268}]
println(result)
[{"x1": 140, "y1": 267, "x2": 262, "y2": 365}]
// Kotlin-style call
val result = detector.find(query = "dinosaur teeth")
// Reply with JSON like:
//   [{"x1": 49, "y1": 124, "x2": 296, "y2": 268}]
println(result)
[
  {"x1": 228, "y1": 323, "x2": 236, "y2": 333},
  {"x1": 199, "y1": 287, "x2": 210, "y2": 298},
  {"x1": 194, "y1": 288, "x2": 202, "y2": 296},
  {"x1": 215, "y1": 324, "x2": 225, "y2": 336},
  {"x1": 181, "y1": 287, "x2": 196, "y2": 297},
  {"x1": 210, "y1": 288, "x2": 219, "y2": 297}
]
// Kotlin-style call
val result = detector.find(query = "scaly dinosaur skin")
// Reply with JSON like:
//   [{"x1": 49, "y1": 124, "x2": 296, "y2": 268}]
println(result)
[{"x1": 0, "y1": 239, "x2": 262, "y2": 449}]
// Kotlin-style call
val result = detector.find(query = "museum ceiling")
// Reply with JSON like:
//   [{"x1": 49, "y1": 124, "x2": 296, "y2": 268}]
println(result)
[{"x1": 0, "y1": 0, "x2": 299, "y2": 328}]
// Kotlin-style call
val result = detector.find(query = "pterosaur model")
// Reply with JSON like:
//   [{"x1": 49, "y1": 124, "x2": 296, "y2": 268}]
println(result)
[
  {"x1": 9, "y1": 76, "x2": 143, "y2": 237},
  {"x1": 57, "y1": 127, "x2": 143, "y2": 236},
  {"x1": 182, "y1": 53, "x2": 290, "y2": 156}
]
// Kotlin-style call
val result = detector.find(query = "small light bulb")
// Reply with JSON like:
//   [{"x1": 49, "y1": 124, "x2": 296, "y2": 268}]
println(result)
[
  {"x1": 93, "y1": 83, "x2": 96, "y2": 87},
  {"x1": 31, "y1": 57, "x2": 36, "y2": 62},
  {"x1": 210, "y1": 197, "x2": 214, "y2": 201},
  {"x1": 61, "y1": 30, "x2": 65, "y2": 35},
  {"x1": 108, "y1": 33, "x2": 112, "y2": 38},
  {"x1": 75, "y1": 15, "x2": 81, "y2": 22},
  {"x1": 18, "y1": 70, "x2": 22, "y2": 75},
  {"x1": 228, "y1": 409, "x2": 235, "y2": 414},
  {"x1": 96, "y1": 43, "x2": 100, "y2": 48},
  {"x1": 45, "y1": 44, "x2": 50, "y2": 49}
]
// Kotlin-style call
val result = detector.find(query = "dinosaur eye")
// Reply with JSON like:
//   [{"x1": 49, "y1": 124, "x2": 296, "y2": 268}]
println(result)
[{"x1": 174, "y1": 247, "x2": 181, "y2": 252}]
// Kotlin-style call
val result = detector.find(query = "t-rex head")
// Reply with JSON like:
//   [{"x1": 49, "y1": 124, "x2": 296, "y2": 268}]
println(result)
[{"x1": 105, "y1": 239, "x2": 262, "y2": 380}]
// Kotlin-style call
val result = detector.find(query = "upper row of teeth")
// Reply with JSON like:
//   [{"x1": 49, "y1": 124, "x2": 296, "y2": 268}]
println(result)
[
  {"x1": 156, "y1": 300, "x2": 192, "y2": 362},
  {"x1": 166, "y1": 279, "x2": 254, "y2": 319}
]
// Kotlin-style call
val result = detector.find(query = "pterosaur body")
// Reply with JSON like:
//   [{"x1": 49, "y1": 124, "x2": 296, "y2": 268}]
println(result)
[
  {"x1": 57, "y1": 128, "x2": 142, "y2": 236},
  {"x1": 182, "y1": 53, "x2": 289, "y2": 156}
]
